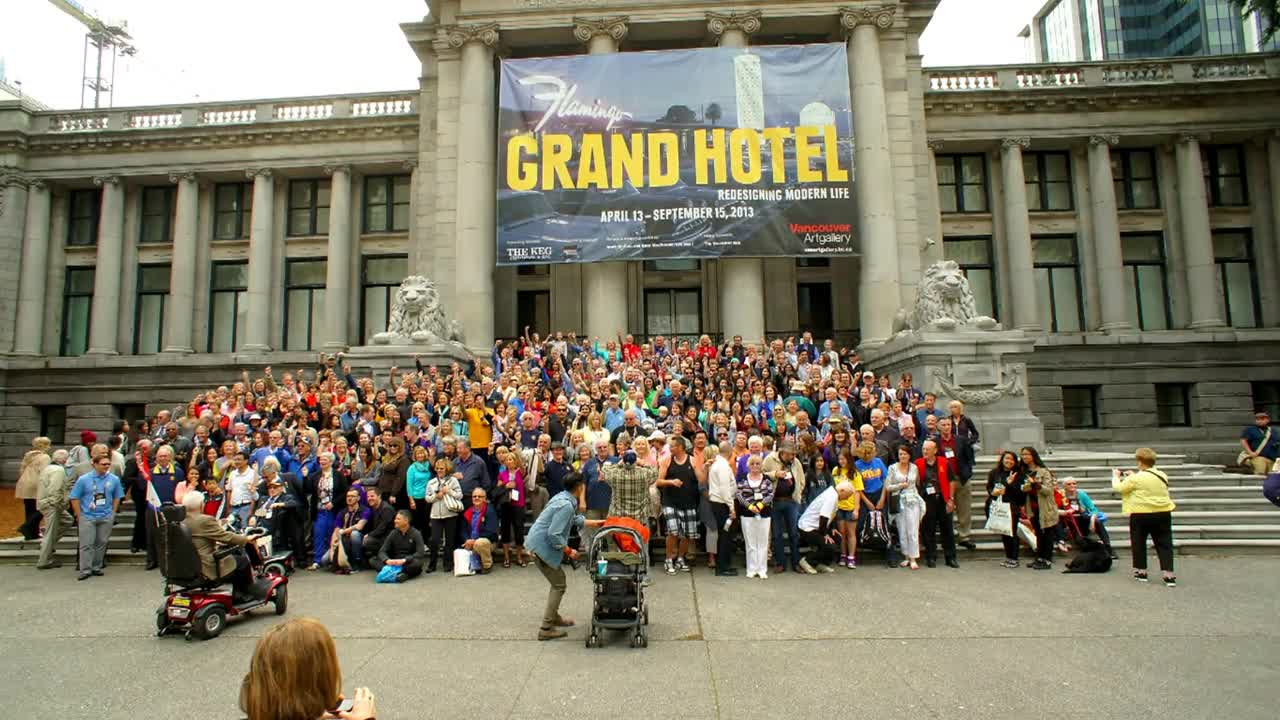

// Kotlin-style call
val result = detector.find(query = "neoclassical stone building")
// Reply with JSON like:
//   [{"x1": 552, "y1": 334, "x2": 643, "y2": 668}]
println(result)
[{"x1": 1, "y1": 0, "x2": 1279, "y2": 473}]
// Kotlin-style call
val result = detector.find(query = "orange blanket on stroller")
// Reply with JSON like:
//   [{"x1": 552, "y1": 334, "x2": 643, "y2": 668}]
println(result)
[{"x1": 602, "y1": 517, "x2": 650, "y2": 554}]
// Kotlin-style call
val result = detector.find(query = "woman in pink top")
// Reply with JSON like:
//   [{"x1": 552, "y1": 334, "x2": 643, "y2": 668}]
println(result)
[{"x1": 496, "y1": 450, "x2": 529, "y2": 568}]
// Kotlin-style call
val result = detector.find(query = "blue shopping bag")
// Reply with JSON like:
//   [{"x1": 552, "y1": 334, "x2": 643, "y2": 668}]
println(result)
[{"x1": 375, "y1": 564, "x2": 403, "y2": 584}]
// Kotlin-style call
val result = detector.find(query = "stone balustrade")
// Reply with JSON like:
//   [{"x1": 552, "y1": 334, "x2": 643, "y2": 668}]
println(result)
[
  {"x1": 926, "y1": 51, "x2": 1280, "y2": 93},
  {"x1": 35, "y1": 91, "x2": 417, "y2": 133}
]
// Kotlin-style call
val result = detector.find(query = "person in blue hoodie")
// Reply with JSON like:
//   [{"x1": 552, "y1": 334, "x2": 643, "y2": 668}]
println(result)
[{"x1": 525, "y1": 473, "x2": 606, "y2": 641}]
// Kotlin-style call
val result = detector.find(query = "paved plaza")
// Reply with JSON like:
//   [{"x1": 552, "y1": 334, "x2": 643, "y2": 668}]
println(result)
[{"x1": 0, "y1": 556, "x2": 1277, "y2": 719}]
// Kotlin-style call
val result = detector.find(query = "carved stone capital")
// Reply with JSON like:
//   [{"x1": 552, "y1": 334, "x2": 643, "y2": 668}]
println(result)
[
  {"x1": 27, "y1": 178, "x2": 47, "y2": 192},
  {"x1": 1000, "y1": 137, "x2": 1030, "y2": 151},
  {"x1": 706, "y1": 10, "x2": 762, "y2": 38},
  {"x1": 323, "y1": 163, "x2": 352, "y2": 177},
  {"x1": 1089, "y1": 134, "x2": 1119, "y2": 147},
  {"x1": 927, "y1": 139, "x2": 944, "y2": 152},
  {"x1": 1177, "y1": 131, "x2": 1208, "y2": 145},
  {"x1": 402, "y1": 159, "x2": 419, "y2": 172},
  {"x1": 245, "y1": 168, "x2": 273, "y2": 180},
  {"x1": 168, "y1": 171, "x2": 197, "y2": 184},
  {"x1": 92, "y1": 175, "x2": 120, "y2": 187},
  {"x1": 441, "y1": 23, "x2": 500, "y2": 50},
  {"x1": 840, "y1": 4, "x2": 897, "y2": 32},
  {"x1": 573, "y1": 16, "x2": 629, "y2": 44},
  {"x1": 0, "y1": 167, "x2": 27, "y2": 189}
]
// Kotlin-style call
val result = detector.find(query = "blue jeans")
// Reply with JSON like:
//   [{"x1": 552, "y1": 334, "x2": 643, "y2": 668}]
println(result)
[
  {"x1": 341, "y1": 529, "x2": 365, "y2": 569},
  {"x1": 770, "y1": 500, "x2": 802, "y2": 569},
  {"x1": 312, "y1": 509, "x2": 336, "y2": 566}
]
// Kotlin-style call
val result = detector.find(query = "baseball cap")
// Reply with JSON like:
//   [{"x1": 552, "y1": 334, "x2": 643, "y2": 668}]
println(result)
[{"x1": 862, "y1": 371, "x2": 875, "y2": 379}]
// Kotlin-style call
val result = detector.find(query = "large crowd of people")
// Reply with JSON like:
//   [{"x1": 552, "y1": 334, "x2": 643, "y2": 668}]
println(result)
[{"x1": 13, "y1": 329, "x2": 1243, "y2": 591}]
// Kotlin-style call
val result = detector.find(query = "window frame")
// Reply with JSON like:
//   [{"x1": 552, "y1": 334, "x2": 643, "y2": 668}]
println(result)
[
  {"x1": 362, "y1": 175, "x2": 411, "y2": 233},
  {"x1": 1202, "y1": 144, "x2": 1249, "y2": 207},
  {"x1": 1120, "y1": 232, "x2": 1171, "y2": 331},
  {"x1": 943, "y1": 235, "x2": 999, "y2": 321},
  {"x1": 643, "y1": 287, "x2": 703, "y2": 340},
  {"x1": 213, "y1": 182, "x2": 253, "y2": 240},
  {"x1": 1212, "y1": 229, "x2": 1261, "y2": 328},
  {"x1": 1024, "y1": 151, "x2": 1074, "y2": 212},
  {"x1": 1112, "y1": 148, "x2": 1160, "y2": 210},
  {"x1": 936, "y1": 153, "x2": 990, "y2": 214},
  {"x1": 37, "y1": 406, "x2": 68, "y2": 446},
  {"x1": 208, "y1": 260, "x2": 249, "y2": 353},
  {"x1": 1061, "y1": 385, "x2": 1100, "y2": 430},
  {"x1": 1252, "y1": 381, "x2": 1280, "y2": 419},
  {"x1": 133, "y1": 263, "x2": 171, "y2": 354},
  {"x1": 67, "y1": 188, "x2": 101, "y2": 247},
  {"x1": 1154, "y1": 383, "x2": 1192, "y2": 428},
  {"x1": 283, "y1": 258, "x2": 328, "y2": 351},
  {"x1": 138, "y1": 185, "x2": 176, "y2": 245},
  {"x1": 1033, "y1": 234, "x2": 1085, "y2": 333},
  {"x1": 61, "y1": 266, "x2": 94, "y2": 356},
  {"x1": 359, "y1": 254, "x2": 408, "y2": 343},
  {"x1": 286, "y1": 179, "x2": 331, "y2": 237},
  {"x1": 516, "y1": 289, "x2": 552, "y2": 339}
]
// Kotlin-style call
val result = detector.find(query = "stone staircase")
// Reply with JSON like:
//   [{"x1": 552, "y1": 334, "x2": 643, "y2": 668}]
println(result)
[{"x1": 2, "y1": 451, "x2": 1275, "y2": 565}]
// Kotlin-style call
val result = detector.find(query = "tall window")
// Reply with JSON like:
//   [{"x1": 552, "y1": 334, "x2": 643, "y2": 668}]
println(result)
[
  {"x1": 944, "y1": 236, "x2": 997, "y2": 320},
  {"x1": 363, "y1": 175, "x2": 411, "y2": 233},
  {"x1": 1112, "y1": 149, "x2": 1159, "y2": 209},
  {"x1": 139, "y1": 186, "x2": 175, "y2": 244},
  {"x1": 213, "y1": 182, "x2": 253, "y2": 240},
  {"x1": 360, "y1": 255, "x2": 407, "y2": 343},
  {"x1": 516, "y1": 290, "x2": 551, "y2": 338},
  {"x1": 1023, "y1": 151, "x2": 1073, "y2": 211},
  {"x1": 38, "y1": 406, "x2": 68, "y2": 445},
  {"x1": 1121, "y1": 233, "x2": 1169, "y2": 330},
  {"x1": 644, "y1": 289, "x2": 700, "y2": 339},
  {"x1": 134, "y1": 264, "x2": 170, "y2": 354},
  {"x1": 67, "y1": 189, "x2": 100, "y2": 246},
  {"x1": 287, "y1": 179, "x2": 331, "y2": 236},
  {"x1": 209, "y1": 261, "x2": 248, "y2": 352},
  {"x1": 1155, "y1": 383, "x2": 1192, "y2": 427},
  {"x1": 797, "y1": 283, "x2": 834, "y2": 339},
  {"x1": 936, "y1": 154, "x2": 988, "y2": 213},
  {"x1": 61, "y1": 267, "x2": 94, "y2": 356},
  {"x1": 1062, "y1": 386, "x2": 1099, "y2": 429},
  {"x1": 284, "y1": 259, "x2": 327, "y2": 351},
  {"x1": 1202, "y1": 145, "x2": 1248, "y2": 207},
  {"x1": 1252, "y1": 381, "x2": 1280, "y2": 419},
  {"x1": 1213, "y1": 230, "x2": 1259, "y2": 328},
  {"x1": 1033, "y1": 235, "x2": 1083, "y2": 332}
]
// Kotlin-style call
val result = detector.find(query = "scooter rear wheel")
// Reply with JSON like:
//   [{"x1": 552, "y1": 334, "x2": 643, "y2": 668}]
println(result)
[{"x1": 272, "y1": 585, "x2": 289, "y2": 615}]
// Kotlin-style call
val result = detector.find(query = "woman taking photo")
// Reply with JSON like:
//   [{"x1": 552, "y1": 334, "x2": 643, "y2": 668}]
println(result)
[
  {"x1": 885, "y1": 444, "x2": 922, "y2": 569},
  {"x1": 1113, "y1": 447, "x2": 1177, "y2": 586},
  {"x1": 240, "y1": 617, "x2": 375, "y2": 720},
  {"x1": 831, "y1": 450, "x2": 863, "y2": 568},
  {"x1": 1019, "y1": 447, "x2": 1058, "y2": 570},
  {"x1": 986, "y1": 451, "x2": 1025, "y2": 568},
  {"x1": 736, "y1": 455, "x2": 774, "y2": 579}
]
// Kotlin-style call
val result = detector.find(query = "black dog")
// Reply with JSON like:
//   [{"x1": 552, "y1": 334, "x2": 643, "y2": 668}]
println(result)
[{"x1": 1063, "y1": 536, "x2": 1112, "y2": 574}]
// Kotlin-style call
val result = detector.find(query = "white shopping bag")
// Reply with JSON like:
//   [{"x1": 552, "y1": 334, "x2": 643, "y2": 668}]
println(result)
[
  {"x1": 984, "y1": 501, "x2": 1013, "y2": 537},
  {"x1": 453, "y1": 548, "x2": 475, "y2": 576}
]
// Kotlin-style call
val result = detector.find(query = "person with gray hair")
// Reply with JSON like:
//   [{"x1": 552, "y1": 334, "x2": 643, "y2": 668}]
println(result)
[
  {"x1": 707, "y1": 443, "x2": 738, "y2": 576},
  {"x1": 181, "y1": 490, "x2": 258, "y2": 602},
  {"x1": 35, "y1": 449, "x2": 73, "y2": 570}
]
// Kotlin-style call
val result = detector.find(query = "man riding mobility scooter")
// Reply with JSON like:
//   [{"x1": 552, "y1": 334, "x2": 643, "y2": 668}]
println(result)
[{"x1": 155, "y1": 492, "x2": 288, "y2": 640}]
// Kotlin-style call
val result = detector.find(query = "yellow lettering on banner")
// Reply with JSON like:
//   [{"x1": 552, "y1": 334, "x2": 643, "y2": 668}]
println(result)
[
  {"x1": 578, "y1": 134, "x2": 610, "y2": 189},
  {"x1": 507, "y1": 135, "x2": 538, "y2": 192},
  {"x1": 648, "y1": 133, "x2": 679, "y2": 188},
  {"x1": 760, "y1": 128, "x2": 791, "y2": 184},
  {"x1": 794, "y1": 126, "x2": 823, "y2": 183},
  {"x1": 694, "y1": 129, "x2": 728, "y2": 185},
  {"x1": 823, "y1": 125, "x2": 850, "y2": 183},
  {"x1": 611, "y1": 134, "x2": 645, "y2": 189},
  {"x1": 542, "y1": 134, "x2": 575, "y2": 190},
  {"x1": 728, "y1": 128, "x2": 762, "y2": 185}
]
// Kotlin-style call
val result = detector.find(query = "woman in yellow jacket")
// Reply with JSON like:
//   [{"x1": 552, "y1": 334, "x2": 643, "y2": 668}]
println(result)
[{"x1": 1112, "y1": 447, "x2": 1177, "y2": 587}]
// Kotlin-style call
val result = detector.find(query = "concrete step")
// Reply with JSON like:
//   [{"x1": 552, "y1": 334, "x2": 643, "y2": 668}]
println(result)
[{"x1": 0, "y1": 548, "x2": 145, "y2": 565}]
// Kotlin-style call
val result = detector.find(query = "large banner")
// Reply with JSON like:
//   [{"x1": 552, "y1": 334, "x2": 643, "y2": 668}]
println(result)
[{"x1": 496, "y1": 44, "x2": 856, "y2": 265}]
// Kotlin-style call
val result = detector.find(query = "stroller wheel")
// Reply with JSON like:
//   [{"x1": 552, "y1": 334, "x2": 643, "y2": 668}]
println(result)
[
  {"x1": 643, "y1": 605, "x2": 649, "y2": 625},
  {"x1": 585, "y1": 634, "x2": 600, "y2": 649},
  {"x1": 629, "y1": 633, "x2": 639, "y2": 648},
  {"x1": 638, "y1": 632, "x2": 648, "y2": 648},
  {"x1": 155, "y1": 608, "x2": 168, "y2": 635}
]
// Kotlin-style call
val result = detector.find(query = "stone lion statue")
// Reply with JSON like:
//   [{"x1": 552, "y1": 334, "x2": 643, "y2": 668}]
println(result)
[
  {"x1": 372, "y1": 275, "x2": 465, "y2": 345},
  {"x1": 893, "y1": 260, "x2": 998, "y2": 333}
]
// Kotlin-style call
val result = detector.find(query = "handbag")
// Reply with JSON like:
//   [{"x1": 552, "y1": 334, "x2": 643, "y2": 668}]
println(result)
[
  {"x1": 334, "y1": 533, "x2": 350, "y2": 570},
  {"x1": 375, "y1": 564, "x2": 403, "y2": 583},
  {"x1": 453, "y1": 548, "x2": 475, "y2": 576},
  {"x1": 444, "y1": 493, "x2": 464, "y2": 513},
  {"x1": 1238, "y1": 427, "x2": 1272, "y2": 465},
  {"x1": 984, "y1": 500, "x2": 1014, "y2": 537},
  {"x1": 859, "y1": 510, "x2": 891, "y2": 546}
]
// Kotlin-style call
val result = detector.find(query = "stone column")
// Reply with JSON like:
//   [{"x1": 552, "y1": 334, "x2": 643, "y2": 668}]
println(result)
[
  {"x1": 242, "y1": 168, "x2": 276, "y2": 351},
  {"x1": 12, "y1": 179, "x2": 49, "y2": 355},
  {"x1": 999, "y1": 137, "x2": 1041, "y2": 332},
  {"x1": 1087, "y1": 135, "x2": 1132, "y2": 332},
  {"x1": 323, "y1": 163, "x2": 353, "y2": 350},
  {"x1": 87, "y1": 175, "x2": 124, "y2": 355},
  {"x1": 163, "y1": 172, "x2": 199, "y2": 352},
  {"x1": 924, "y1": 140, "x2": 945, "y2": 265},
  {"x1": 708, "y1": 11, "x2": 767, "y2": 344},
  {"x1": 572, "y1": 16, "x2": 631, "y2": 340},
  {"x1": 1174, "y1": 133, "x2": 1225, "y2": 329},
  {"x1": 447, "y1": 23, "x2": 499, "y2": 352},
  {"x1": 1269, "y1": 132, "x2": 1280, "y2": 305},
  {"x1": 842, "y1": 6, "x2": 900, "y2": 346}
]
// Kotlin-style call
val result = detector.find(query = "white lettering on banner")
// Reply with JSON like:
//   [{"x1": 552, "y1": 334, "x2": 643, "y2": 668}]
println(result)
[{"x1": 519, "y1": 75, "x2": 633, "y2": 133}]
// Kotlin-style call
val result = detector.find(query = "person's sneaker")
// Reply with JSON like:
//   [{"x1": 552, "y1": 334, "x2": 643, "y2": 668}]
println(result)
[
  {"x1": 676, "y1": 557, "x2": 690, "y2": 573},
  {"x1": 553, "y1": 616, "x2": 576, "y2": 627},
  {"x1": 1163, "y1": 576, "x2": 1177, "y2": 588},
  {"x1": 36, "y1": 561, "x2": 63, "y2": 570},
  {"x1": 537, "y1": 628, "x2": 567, "y2": 641},
  {"x1": 1030, "y1": 560, "x2": 1051, "y2": 570},
  {"x1": 665, "y1": 559, "x2": 676, "y2": 575},
  {"x1": 1001, "y1": 559, "x2": 1019, "y2": 569},
  {"x1": 1133, "y1": 570, "x2": 1149, "y2": 583},
  {"x1": 91, "y1": 569, "x2": 104, "y2": 576},
  {"x1": 945, "y1": 558, "x2": 960, "y2": 569},
  {"x1": 959, "y1": 540, "x2": 977, "y2": 551},
  {"x1": 77, "y1": 573, "x2": 90, "y2": 581},
  {"x1": 798, "y1": 559, "x2": 818, "y2": 575},
  {"x1": 846, "y1": 558, "x2": 857, "y2": 569},
  {"x1": 817, "y1": 564, "x2": 836, "y2": 574},
  {"x1": 394, "y1": 573, "x2": 408, "y2": 583}
]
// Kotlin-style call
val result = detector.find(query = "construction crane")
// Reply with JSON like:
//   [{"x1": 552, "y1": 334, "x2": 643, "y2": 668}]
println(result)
[{"x1": 47, "y1": 0, "x2": 137, "y2": 109}]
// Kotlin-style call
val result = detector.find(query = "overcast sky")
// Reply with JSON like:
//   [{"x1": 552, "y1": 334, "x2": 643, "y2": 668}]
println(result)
[{"x1": 1, "y1": 0, "x2": 1044, "y2": 110}]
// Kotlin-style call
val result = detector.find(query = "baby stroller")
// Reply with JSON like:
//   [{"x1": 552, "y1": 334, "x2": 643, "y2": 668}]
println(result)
[
  {"x1": 154, "y1": 505, "x2": 288, "y2": 641},
  {"x1": 584, "y1": 522, "x2": 650, "y2": 649}
]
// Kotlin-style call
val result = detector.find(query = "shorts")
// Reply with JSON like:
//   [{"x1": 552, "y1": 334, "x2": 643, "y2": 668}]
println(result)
[
  {"x1": 836, "y1": 508, "x2": 858, "y2": 522},
  {"x1": 662, "y1": 506, "x2": 701, "y2": 539}
]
